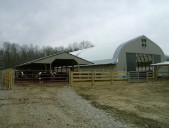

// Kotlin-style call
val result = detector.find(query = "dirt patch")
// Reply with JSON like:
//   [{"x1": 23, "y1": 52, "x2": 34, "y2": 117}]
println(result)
[
  {"x1": 73, "y1": 81, "x2": 169, "y2": 128},
  {"x1": 0, "y1": 84, "x2": 128, "y2": 128}
]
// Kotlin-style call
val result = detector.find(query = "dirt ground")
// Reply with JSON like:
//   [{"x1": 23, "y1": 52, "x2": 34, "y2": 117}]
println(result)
[
  {"x1": 0, "y1": 83, "x2": 128, "y2": 128},
  {"x1": 73, "y1": 81, "x2": 169, "y2": 128}
]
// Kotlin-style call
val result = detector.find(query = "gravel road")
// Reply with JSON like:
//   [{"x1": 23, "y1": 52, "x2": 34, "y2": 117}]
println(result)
[{"x1": 0, "y1": 85, "x2": 128, "y2": 128}]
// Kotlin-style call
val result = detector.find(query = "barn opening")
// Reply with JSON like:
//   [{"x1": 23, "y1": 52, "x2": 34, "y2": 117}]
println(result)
[{"x1": 126, "y1": 53, "x2": 161, "y2": 72}]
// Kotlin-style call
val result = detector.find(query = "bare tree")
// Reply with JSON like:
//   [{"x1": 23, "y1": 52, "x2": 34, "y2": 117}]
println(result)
[
  {"x1": 0, "y1": 40, "x2": 94, "y2": 68},
  {"x1": 66, "y1": 41, "x2": 94, "y2": 52},
  {"x1": 79, "y1": 41, "x2": 94, "y2": 50}
]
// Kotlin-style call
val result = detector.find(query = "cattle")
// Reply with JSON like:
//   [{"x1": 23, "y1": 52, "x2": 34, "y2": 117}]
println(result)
[
  {"x1": 38, "y1": 71, "x2": 52, "y2": 83},
  {"x1": 15, "y1": 70, "x2": 68, "y2": 83},
  {"x1": 15, "y1": 71, "x2": 24, "y2": 79}
]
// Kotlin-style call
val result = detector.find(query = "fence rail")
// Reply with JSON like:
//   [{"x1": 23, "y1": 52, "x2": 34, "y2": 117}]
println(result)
[{"x1": 71, "y1": 71, "x2": 128, "y2": 85}]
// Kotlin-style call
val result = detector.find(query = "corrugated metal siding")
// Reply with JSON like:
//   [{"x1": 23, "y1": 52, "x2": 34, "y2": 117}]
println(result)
[{"x1": 79, "y1": 64, "x2": 116, "y2": 72}]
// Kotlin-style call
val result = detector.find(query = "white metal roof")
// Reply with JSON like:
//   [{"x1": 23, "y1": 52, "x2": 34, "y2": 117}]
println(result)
[
  {"x1": 151, "y1": 61, "x2": 169, "y2": 66},
  {"x1": 70, "y1": 45, "x2": 119, "y2": 64},
  {"x1": 70, "y1": 35, "x2": 148, "y2": 65}
]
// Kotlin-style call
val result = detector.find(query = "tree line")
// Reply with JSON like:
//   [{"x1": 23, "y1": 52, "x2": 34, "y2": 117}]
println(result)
[{"x1": 0, "y1": 41, "x2": 94, "y2": 69}]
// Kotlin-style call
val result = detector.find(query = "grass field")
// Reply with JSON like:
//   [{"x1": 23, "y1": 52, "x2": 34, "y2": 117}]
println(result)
[{"x1": 73, "y1": 81, "x2": 169, "y2": 128}]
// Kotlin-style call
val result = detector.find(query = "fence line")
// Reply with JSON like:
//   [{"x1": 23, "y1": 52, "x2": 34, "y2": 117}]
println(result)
[
  {"x1": 1, "y1": 69, "x2": 167, "y2": 87},
  {"x1": 70, "y1": 71, "x2": 128, "y2": 85}
]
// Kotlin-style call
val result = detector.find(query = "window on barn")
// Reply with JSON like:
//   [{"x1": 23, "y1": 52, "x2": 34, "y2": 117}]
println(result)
[{"x1": 141, "y1": 39, "x2": 146, "y2": 42}]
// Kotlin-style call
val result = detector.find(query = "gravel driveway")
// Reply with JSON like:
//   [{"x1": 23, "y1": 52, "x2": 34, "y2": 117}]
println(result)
[{"x1": 0, "y1": 85, "x2": 128, "y2": 128}]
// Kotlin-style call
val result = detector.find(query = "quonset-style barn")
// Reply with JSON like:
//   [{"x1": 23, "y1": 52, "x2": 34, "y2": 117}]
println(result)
[{"x1": 71, "y1": 35, "x2": 166, "y2": 72}]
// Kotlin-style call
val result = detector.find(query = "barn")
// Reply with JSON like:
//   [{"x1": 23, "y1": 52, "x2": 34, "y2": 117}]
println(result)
[
  {"x1": 71, "y1": 35, "x2": 166, "y2": 72},
  {"x1": 15, "y1": 52, "x2": 92, "y2": 83},
  {"x1": 15, "y1": 52, "x2": 92, "y2": 71},
  {"x1": 14, "y1": 35, "x2": 167, "y2": 83}
]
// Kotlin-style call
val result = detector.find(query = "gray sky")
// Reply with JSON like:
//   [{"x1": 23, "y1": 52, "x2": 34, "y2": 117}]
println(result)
[{"x1": 0, "y1": 0, "x2": 169, "y2": 55}]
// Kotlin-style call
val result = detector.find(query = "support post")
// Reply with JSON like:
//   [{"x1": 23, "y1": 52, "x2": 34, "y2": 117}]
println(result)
[{"x1": 50, "y1": 63, "x2": 52, "y2": 72}]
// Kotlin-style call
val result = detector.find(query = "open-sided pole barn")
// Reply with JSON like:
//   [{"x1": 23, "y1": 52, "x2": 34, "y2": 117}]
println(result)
[
  {"x1": 15, "y1": 53, "x2": 92, "y2": 83},
  {"x1": 16, "y1": 52, "x2": 92, "y2": 71}
]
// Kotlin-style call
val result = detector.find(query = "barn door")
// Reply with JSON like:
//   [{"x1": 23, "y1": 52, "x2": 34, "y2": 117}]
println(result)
[
  {"x1": 154, "y1": 55, "x2": 161, "y2": 63},
  {"x1": 126, "y1": 53, "x2": 136, "y2": 72}
]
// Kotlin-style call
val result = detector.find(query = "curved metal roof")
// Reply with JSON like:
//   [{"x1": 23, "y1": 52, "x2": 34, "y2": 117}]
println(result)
[
  {"x1": 70, "y1": 35, "x2": 165, "y2": 65},
  {"x1": 70, "y1": 35, "x2": 145, "y2": 64},
  {"x1": 113, "y1": 35, "x2": 165, "y2": 62},
  {"x1": 70, "y1": 44, "x2": 118, "y2": 64},
  {"x1": 112, "y1": 35, "x2": 145, "y2": 63}
]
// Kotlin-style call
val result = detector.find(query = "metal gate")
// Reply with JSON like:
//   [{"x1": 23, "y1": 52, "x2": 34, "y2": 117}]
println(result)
[{"x1": 128, "y1": 71, "x2": 147, "y2": 82}]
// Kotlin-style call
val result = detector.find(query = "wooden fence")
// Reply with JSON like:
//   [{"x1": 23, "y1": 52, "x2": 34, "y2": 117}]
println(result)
[
  {"x1": 1, "y1": 70, "x2": 167, "y2": 88},
  {"x1": 70, "y1": 71, "x2": 128, "y2": 85}
]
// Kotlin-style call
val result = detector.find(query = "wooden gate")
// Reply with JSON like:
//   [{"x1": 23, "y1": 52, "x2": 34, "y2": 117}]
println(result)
[{"x1": 2, "y1": 69, "x2": 14, "y2": 89}]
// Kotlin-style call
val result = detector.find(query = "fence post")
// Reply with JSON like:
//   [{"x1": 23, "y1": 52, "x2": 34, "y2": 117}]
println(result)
[
  {"x1": 70, "y1": 72, "x2": 73, "y2": 85},
  {"x1": 9, "y1": 71, "x2": 12, "y2": 89},
  {"x1": 92, "y1": 72, "x2": 94, "y2": 86},
  {"x1": 111, "y1": 71, "x2": 113, "y2": 84},
  {"x1": 146, "y1": 72, "x2": 149, "y2": 82},
  {"x1": 12, "y1": 70, "x2": 15, "y2": 89},
  {"x1": 128, "y1": 72, "x2": 130, "y2": 82}
]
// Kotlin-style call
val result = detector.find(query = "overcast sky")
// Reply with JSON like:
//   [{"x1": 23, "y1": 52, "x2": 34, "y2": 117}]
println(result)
[{"x1": 0, "y1": 0, "x2": 169, "y2": 54}]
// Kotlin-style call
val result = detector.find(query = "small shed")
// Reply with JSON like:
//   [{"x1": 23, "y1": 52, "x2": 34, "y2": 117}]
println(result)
[{"x1": 151, "y1": 61, "x2": 169, "y2": 78}]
